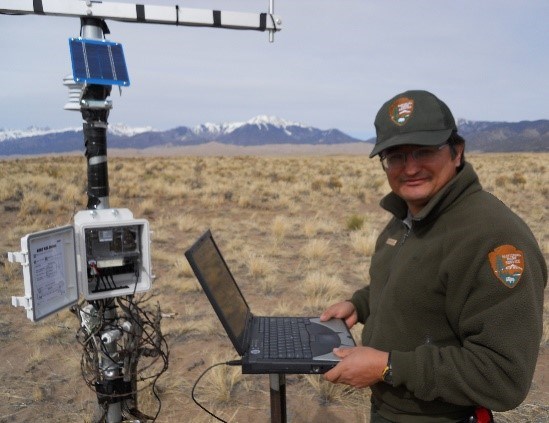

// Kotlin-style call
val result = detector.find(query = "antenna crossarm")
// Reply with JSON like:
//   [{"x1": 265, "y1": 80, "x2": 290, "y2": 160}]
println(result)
[{"x1": 0, "y1": 0, "x2": 282, "y2": 32}]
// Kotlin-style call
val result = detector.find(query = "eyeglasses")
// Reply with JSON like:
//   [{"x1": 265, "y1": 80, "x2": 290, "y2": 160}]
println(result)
[{"x1": 380, "y1": 143, "x2": 449, "y2": 171}]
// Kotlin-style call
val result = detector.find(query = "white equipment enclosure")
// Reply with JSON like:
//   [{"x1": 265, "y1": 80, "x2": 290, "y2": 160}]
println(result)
[
  {"x1": 74, "y1": 208, "x2": 152, "y2": 301},
  {"x1": 9, "y1": 226, "x2": 79, "y2": 322},
  {"x1": 9, "y1": 209, "x2": 153, "y2": 321}
]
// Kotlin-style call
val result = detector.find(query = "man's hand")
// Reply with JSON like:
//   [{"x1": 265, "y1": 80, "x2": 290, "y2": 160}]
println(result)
[
  {"x1": 324, "y1": 347, "x2": 389, "y2": 389},
  {"x1": 320, "y1": 300, "x2": 358, "y2": 329}
]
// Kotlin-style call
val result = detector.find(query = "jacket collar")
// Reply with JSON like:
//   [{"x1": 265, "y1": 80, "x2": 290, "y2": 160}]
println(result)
[{"x1": 379, "y1": 162, "x2": 482, "y2": 224}]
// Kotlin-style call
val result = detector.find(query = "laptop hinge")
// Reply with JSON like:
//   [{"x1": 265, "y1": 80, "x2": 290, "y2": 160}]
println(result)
[{"x1": 243, "y1": 311, "x2": 254, "y2": 352}]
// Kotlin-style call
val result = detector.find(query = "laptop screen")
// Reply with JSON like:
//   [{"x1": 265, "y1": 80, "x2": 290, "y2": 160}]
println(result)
[{"x1": 185, "y1": 230, "x2": 250, "y2": 355}]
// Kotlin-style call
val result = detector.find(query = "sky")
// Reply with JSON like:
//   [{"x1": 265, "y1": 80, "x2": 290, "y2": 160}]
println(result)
[{"x1": 1, "y1": 0, "x2": 548, "y2": 139}]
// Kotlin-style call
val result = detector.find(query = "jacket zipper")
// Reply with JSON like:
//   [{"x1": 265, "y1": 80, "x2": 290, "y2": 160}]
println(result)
[{"x1": 400, "y1": 225, "x2": 411, "y2": 245}]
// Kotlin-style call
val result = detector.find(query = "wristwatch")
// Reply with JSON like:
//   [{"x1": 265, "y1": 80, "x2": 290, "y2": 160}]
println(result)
[{"x1": 381, "y1": 352, "x2": 393, "y2": 386}]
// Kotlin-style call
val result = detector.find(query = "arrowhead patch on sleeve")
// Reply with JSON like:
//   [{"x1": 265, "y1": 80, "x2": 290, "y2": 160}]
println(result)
[{"x1": 488, "y1": 245, "x2": 524, "y2": 288}]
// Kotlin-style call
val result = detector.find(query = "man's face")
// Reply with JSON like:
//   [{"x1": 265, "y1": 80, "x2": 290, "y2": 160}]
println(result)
[{"x1": 382, "y1": 143, "x2": 463, "y2": 215}]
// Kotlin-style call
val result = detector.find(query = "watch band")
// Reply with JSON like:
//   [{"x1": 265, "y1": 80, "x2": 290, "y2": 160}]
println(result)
[{"x1": 381, "y1": 351, "x2": 393, "y2": 386}]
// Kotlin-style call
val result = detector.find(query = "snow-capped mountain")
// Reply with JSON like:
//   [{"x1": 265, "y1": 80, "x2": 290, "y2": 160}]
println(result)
[
  {"x1": 0, "y1": 126, "x2": 80, "y2": 142},
  {"x1": 0, "y1": 123, "x2": 152, "y2": 142},
  {"x1": 108, "y1": 123, "x2": 155, "y2": 137},
  {"x1": 1, "y1": 116, "x2": 547, "y2": 156},
  {"x1": 192, "y1": 115, "x2": 307, "y2": 136},
  {"x1": 186, "y1": 115, "x2": 353, "y2": 146},
  {"x1": 0, "y1": 116, "x2": 364, "y2": 156},
  {"x1": 456, "y1": 119, "x2": 549, "y2": 152}
]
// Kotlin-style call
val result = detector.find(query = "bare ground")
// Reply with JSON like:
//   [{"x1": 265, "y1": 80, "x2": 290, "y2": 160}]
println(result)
[{"x1": 0, "y1": 149, "x2": 547, "y2": 422}]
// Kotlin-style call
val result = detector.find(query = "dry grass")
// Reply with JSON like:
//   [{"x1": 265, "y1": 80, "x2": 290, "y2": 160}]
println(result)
[
  {"x1": 301, "y1": 271, "x2": 348, "y2": 314},
  {"x1": 202, "y1": 357, "x2": 244, "y2": 404},
  {"x1": 349, "y1": 229, "x2": 378, "y2": 256},
  {"x1": 271, "y1": 215, "x2": 292, "y2": 244},
  {"x1": 300, "y1": 239, "x2": 331, "y2": 262},
  {"x1": 246, "y1": 252, "x2": 273, "y2": 279},
  {"x1": 0, "y1": 152, "x2": 547, "y2": 423},
  {"x1": 26, "y1": 347, "x2": 45, "y2": 368},
  {"x1": 164, "y1": 318, "x2": 218, "y2": 340},
  {"x1": 303, "y1": 215, "x2": 337, "y2": 238},
  {"x1": 304, "y1": 374, "x2": 369, "y2": 407}
]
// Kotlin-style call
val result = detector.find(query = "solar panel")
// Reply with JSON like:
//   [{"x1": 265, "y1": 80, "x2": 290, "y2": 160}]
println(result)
[{"x1": 69, "y1": 38, "x2": 130, "y2": 87}]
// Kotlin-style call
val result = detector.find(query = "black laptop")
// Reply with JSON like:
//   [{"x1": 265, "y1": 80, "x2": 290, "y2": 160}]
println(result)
[{"x1": 184, "y1": 229, "x2": 355, "y2": 374}]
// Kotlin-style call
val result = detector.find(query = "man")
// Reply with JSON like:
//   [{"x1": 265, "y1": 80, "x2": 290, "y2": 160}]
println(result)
[{"x1": 320, "y1": 90, "x2": 547, "y2": 423}]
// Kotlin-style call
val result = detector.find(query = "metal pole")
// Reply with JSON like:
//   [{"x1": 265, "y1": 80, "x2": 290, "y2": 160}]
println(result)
[
  {"x1": 83, "y1": 102, "x2": 110, "y2": 210},
  {"x1": 81, "y1": 17, "x2": 111, "y2": 210},
  {"x1": 79, "y1": 17, "x2": 123, "y2": 423},
  {"x1": 268, "y1": 0, "x2": 275, "y2": 43},
  {"x1": 269, "y1": 374, "x2": 287, "y2": 423},
  {"x1": 93, "y1": 302, "x2": 123, "y2": 423}
]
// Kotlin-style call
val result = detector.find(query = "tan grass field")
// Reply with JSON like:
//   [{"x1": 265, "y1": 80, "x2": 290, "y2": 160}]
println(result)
[{"x1": 0, "y1": 151, "x2": 547, "y2": 422}]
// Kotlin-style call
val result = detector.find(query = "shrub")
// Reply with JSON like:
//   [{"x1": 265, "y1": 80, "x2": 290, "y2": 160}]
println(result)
[{"x1": 346, "y1": 214, "x2": 364, "y2": 231}]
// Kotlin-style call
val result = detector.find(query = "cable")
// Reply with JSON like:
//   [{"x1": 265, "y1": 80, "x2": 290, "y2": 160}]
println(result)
[
  {"x1": 269, "y1": 13, "x2": 277, "y2": 32},
  {"x1": 117, "y1": 295, "x2": 169, "y2": 421},
  {"x1": 191, "y1": 360, "x2": 243, "y2": 423},
  {"x1": 73, "y1": 294, "x2": 169, "y2": 422}
]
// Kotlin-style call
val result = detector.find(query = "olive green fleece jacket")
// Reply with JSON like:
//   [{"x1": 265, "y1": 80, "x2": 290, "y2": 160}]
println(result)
[{"x1": 350, "y1": 162, "x2": 547, "y2": 423}]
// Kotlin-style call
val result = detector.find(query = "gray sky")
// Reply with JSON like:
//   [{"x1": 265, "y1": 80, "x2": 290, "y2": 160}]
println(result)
[{"x1": 1, "y1": 0, "x2": 547, "y2": 139}]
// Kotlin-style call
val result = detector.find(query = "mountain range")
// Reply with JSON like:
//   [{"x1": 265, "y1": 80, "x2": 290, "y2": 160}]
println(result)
[{"x1": 0, "y1": 115, "x2": 547, "y2": 156}]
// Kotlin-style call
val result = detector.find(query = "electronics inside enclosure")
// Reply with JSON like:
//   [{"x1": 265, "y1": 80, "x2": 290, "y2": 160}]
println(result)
[
  {"x1": 10, "y1": 208, "x2": 153, "y2": 319},
  {"x1": 75, "y1": 209, "x2": 152, "y2": 301},
  {"x1": 84, "y1": 224, "x2": 141, "y2": 295}
]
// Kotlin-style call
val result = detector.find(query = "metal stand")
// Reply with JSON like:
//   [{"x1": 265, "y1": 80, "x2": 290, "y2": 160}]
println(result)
[
  {"x1": 78, "y1": 17, "x2": 125, "y2": 423},
  {"x1": 269, "y1": 374, "x2": 287, "y2": 423}
]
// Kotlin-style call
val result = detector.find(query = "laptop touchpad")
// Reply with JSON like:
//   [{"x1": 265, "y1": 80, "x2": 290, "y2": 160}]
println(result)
[
  {"x1": 308, "y1": 324, "x2": 341, "y2": 356},
  {"x1": 311, "y1": 334, "x2": 340, "y2": 355}
]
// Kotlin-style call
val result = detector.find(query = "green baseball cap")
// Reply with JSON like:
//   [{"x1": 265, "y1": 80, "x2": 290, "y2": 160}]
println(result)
[{"x1": 369, "y1": 90, "x2": 457, "y2": 157}]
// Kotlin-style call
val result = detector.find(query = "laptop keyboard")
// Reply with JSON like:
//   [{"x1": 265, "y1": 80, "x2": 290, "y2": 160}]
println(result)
[{"x1": 251, "y1": 317, "x2": 313, "y2": 359}]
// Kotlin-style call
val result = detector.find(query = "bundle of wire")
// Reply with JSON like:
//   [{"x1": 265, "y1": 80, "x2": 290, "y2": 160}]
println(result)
[{"x1": 73, "y1": 294, "x2": 169, "y2": 422}]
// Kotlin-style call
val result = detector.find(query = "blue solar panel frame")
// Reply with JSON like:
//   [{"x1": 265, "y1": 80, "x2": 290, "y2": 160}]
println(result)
[{"x1": 69, "y1": 38, "x2": 130, "y2": 87}]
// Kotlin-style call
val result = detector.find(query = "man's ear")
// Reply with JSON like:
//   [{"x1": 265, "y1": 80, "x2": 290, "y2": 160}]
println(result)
[{"x1": 454, "y1": 144, "x2": 464, "y2": 167}]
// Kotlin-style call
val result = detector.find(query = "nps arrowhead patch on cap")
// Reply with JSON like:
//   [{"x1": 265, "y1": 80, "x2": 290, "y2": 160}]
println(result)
[
  {"x1": 389, "y1": 97, "x2": 414, "y2": 126},
  {"x1": 488, "y1": 245, "x2": 524, "y2": 288}
]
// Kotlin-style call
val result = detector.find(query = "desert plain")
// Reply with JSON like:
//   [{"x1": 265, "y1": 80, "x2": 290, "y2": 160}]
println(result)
[{"x1": 0, "y1": 148, "x2": 547, "y2": 422}]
